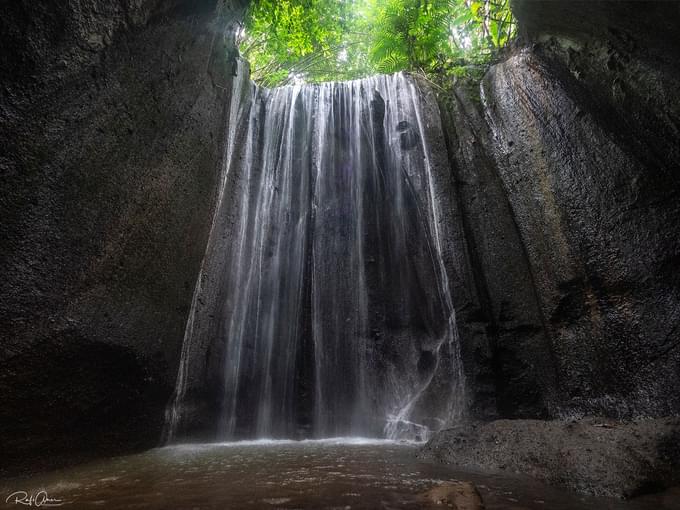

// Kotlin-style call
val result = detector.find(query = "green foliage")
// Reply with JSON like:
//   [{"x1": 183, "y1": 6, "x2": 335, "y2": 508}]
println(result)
[{"x1": 239, "y1": 0, "x2": 516, "y2": 87}]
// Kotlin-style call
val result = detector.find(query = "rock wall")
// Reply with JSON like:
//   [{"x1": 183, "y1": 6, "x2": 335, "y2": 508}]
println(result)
[
  {"x1": 435, "y1": 85, "x2": 557, "y2": 421},
  {"x1": 2, "y1": 0, "x2": 679, "y2": 483},
  {"x1": 0, "y1": 0, "x2": 245, "y2": 475},
  {"x1": 420, "y1": 418, "x2": 680, "y2": 498},
  {"x1": 441, "y1": 0, "x2": 680, "y2": 420}
]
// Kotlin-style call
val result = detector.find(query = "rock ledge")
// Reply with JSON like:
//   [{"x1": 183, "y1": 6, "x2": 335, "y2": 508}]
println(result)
[{"x1": 419, "y1": 418, "x2": 680, "y2": 498}]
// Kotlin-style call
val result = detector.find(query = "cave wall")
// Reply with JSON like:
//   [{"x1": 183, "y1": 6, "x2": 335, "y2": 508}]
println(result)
[
  {"x1": 0, "y1": 0, "x2": 245, "y2": 475},
  {"x1": 445, "y1": 0, "x2": 680, "y2": 419},
  {"x1": 437, "y1": 87, "x2": 557, "y2": 420},
  {"x1": 2, "y1": 0, "x2": 679, "y2": 478}
]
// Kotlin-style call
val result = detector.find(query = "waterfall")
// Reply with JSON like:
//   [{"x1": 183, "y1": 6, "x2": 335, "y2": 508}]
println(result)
[{"x1": 165, "y1": 68, "x2": 465, "y2": 443}]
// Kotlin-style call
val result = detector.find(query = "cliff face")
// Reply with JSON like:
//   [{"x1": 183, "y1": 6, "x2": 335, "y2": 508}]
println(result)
[
  {"x1": 2, "y1": 0, "x2": 679, "y2": 485},
  {"x1": 444, "y1": 1, "x2": 680, "y2": 420},
  {"x1": 423, "y1": 2, "x2": 680, "y2": 495},
  {"x1": 0, "y1": 0, "x2": 245, "y2": 475}
]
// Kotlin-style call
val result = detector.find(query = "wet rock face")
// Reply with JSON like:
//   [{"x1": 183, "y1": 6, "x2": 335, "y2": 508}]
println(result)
[
  {"x1": 482, "y1": 46, "x2": 680, "y2": 418},
  {"x1": 435, "y1": 86, "x2": 557, "y2": 421},
  {"x1": 440, "y1": 0, "x2": 680, "y2": 419},
  {"x1": 0, "y1": 0, "x2": 245, "y2": 475}
]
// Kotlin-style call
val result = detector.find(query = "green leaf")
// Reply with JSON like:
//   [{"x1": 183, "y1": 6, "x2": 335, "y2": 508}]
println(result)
[{"x1": 241, "y1": 0, "x2": 516, "y2": 87}]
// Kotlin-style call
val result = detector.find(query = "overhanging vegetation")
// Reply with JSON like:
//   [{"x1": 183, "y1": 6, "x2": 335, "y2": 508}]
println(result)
[{"x1": 238, "y1": 0, "x2": 516, "y2": 87}]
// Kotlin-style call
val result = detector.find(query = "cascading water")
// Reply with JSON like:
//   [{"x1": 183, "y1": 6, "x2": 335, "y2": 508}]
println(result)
[{"x1": 165, "y1": 64, "x2": 465, "y2": 443}]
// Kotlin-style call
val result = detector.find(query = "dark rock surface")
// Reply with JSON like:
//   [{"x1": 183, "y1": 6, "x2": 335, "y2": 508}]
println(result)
[
  {"x1": 2, "y1": 0, "x2": 679, "y2": 493},
  {"x1": 426, "y1": 0, "x2": 680, "y2": 498},
  {"x1": 436, "y1": 0, "x2": 680, "y2": 420},
  {"x1": 485, "y1": 0, "x2": 680, "y2": 419},
  {"x1": 0, "y1": 0, "x2": 245, "y2": 475},
  {"x1": 436, "y1": 83, "x2": 557, "y2": 421},
  {"x1": 419, "y1": 418, "x2": 680, "y2": 498},
  {"x1": 420, "y1": 481, "x2": 484, "y2": 509}
]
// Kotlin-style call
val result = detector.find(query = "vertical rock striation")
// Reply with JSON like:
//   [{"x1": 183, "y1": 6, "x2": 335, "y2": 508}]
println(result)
[
  {"x1": 433, "y1": 0, "x2": 680, "y2": 420},
  {"x1": 422, "y1": 2, "x2": 680, "y2": 495}
]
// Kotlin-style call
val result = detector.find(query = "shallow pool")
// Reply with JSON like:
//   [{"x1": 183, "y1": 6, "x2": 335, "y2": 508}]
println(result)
[{"x1": 1, "y1": 439, "x2": 678, "y2": 509}]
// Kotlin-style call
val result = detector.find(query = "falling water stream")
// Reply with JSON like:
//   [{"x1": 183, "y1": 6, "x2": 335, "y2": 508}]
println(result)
[{"x1": 165, "y1": 64, "x2": 464, "y2": 443}]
